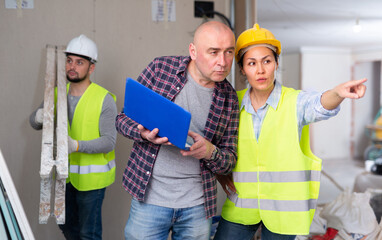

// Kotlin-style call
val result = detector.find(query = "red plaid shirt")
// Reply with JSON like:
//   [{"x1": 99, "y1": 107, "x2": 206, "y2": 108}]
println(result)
[{"x1": 115, "y1": 56, "x2": 239, "y2": 218}]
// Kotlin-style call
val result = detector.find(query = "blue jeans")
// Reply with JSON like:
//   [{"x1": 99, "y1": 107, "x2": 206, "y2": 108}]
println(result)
[
  {"x1": 213, "y1": 217, "x2": 296, "y2": 240},
  {"x1": 58, "y1": 183, "x2": 106, "y2": 240},
  {"x1": 124, "y1": 199, "x2": 212, "y2": 240}
]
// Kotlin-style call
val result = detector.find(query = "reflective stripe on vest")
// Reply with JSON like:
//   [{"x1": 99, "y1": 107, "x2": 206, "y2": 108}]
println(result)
[
  {"x1": 233, "y1": 170, "x2": 321, "y2": 183},
  {"x1": 70, "y1": 159, "x2": 116, "y2": 174},
  {"x1": 228, "y1": 194, "x2": 317, "y2": 212},
  {"x1": 230, "y1": 170, "x2": 320, "y2": 211}
]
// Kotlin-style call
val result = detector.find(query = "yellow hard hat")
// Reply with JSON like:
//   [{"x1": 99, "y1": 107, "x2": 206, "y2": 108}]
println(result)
[{"x1": 235, "y1": 23, "x2": 281, "y2": 62}]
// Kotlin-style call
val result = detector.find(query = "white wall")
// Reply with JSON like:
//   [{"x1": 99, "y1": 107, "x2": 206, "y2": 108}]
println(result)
[
  {"x1": 280, "y1": 53, "x2": 301, "y2": 89},
  {"x1": 301, "y1": 47, "x2": 352, "y2": 159},
  {"x1": 0, "y1": 1, "x2": 230, "y2": 239}
]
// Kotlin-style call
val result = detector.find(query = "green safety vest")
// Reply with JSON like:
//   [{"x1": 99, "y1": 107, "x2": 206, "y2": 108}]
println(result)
[
  {"x1": 59, "y1": 83, "x2": 117, "y2": 191},
  {"x1": 221, "y1": 86, "x2": 322, "y2": 235}
]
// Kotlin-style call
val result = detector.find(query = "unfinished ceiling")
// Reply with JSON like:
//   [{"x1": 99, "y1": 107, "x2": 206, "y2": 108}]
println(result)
[{"x1": 256, "y1": 0, "x2": 382, "y2": 53}]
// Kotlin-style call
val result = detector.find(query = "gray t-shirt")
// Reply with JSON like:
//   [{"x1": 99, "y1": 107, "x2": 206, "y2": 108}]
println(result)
[{"x1": 144, "y1": 72, "x2": 213, "y2": 208}]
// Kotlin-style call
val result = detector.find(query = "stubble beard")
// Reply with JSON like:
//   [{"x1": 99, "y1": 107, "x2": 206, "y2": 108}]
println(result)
[{"x1": 66, "y1": 71, "x2": 88, "y2": 83}]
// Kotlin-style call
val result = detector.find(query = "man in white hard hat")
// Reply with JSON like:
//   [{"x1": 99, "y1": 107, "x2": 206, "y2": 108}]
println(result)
[{"x1": 30, "y1": 35, "x2": 117, "y2": 240}]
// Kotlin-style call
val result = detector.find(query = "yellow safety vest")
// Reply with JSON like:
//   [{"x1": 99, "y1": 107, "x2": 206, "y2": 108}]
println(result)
[
  {"x1": 64, "y1": 83, "x2": 116, "y2": 191},
  {"x1": 221, "y1": 87, "x2": 322, "y2": 235}
]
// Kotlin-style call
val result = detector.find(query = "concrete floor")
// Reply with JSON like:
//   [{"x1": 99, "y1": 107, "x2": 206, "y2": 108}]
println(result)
[{"x1": 318, "y1": 157, "x2": 365, "y2": 205}]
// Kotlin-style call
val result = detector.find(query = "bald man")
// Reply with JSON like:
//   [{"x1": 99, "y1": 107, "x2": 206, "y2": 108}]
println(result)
[{"x1": 116, "y1": 21, "x2": 239, "y2": 240}]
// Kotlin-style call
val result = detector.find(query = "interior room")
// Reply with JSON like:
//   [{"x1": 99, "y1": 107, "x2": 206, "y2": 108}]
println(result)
[{"x1": 1, "y1": 0, "x2": 382, "y2": 239}]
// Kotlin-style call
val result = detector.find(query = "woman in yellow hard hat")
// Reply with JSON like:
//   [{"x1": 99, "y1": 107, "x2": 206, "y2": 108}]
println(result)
[{"x1": 213, "y1": 24, "x2": 367, "y2": 240}]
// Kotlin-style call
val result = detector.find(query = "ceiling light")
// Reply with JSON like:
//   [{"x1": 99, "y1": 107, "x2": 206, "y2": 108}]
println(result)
[{"x1": 353, "y1": 18, "x2": 362, "y2": 33}]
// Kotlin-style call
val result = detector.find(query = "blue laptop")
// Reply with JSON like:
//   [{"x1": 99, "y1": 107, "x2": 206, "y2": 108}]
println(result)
[{"x1": 123, "y1": 78, "x2": 192, "y2": 150}]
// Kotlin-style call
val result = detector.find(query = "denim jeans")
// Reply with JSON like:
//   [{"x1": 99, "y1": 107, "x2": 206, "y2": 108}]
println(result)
[
  {"x1": 124, "y1": 199, "x2": 212, "y2": 240},
  {"x1": 58, "y1": 183, "x2": 106, "y2": 240},
  {"x1": 213, "y1": 217, "x2": 296, "y2": 240}
]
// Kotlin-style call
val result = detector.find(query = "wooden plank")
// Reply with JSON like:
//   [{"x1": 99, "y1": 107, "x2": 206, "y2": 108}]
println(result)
[
  {"x1": 40, "y1": 45, "x2": 56, "y2": 177},
  {"x1": 39, "y1": 45, "x2": 56, "y2": 224},
  {"x1": 38, "y1": 178, "x2": 52, "y2": 224},
  {"x1": 55, "y1": 46, "x2": 68, "y2": 179},
  {"x1": 54, "y1": 46, "x2": 68, "y2": 224},
  {"x1": 54, "y1": 179, "x2": 66, "y2": 224},
  {"x1": 39, "y1": 45, "x2": 69, "y2": 224}
]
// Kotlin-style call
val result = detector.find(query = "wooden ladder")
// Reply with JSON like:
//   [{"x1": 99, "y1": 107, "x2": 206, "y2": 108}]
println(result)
[{"x1": 39, "y1": 45, "x2": 68, "y2": 224}]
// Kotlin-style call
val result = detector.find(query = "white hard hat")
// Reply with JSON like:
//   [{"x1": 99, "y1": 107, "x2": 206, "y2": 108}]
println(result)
[{"x1": 65, "y1": 34, "x2": 98, "y2": 63}]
